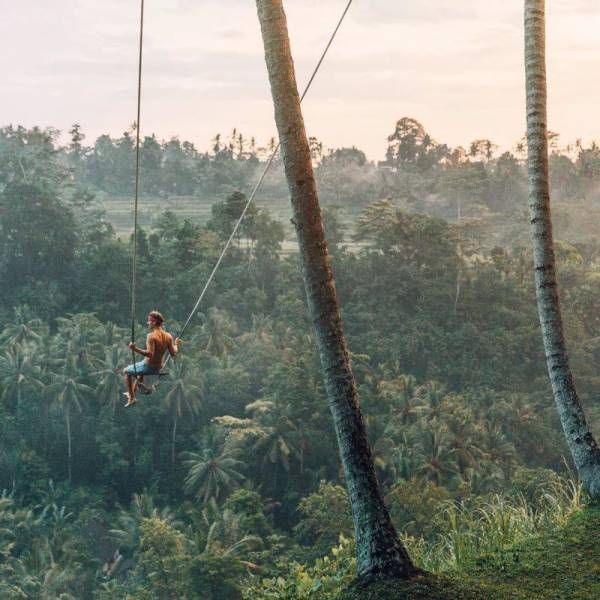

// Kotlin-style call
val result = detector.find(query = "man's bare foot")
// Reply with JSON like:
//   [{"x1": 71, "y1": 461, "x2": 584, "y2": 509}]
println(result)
[{"x1": 123, "y1": 392, "x2": 138, "y2": 407}]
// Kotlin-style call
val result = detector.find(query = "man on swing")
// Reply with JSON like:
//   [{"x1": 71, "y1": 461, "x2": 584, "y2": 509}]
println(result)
[{"x1": 123, "y1": 310, "x2": 179, "y2": 407}]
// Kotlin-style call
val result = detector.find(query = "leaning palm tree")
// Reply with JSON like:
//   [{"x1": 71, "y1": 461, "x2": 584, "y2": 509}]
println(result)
[
  {"x1": 255, "y1": 0, "x2": 417, "y2": 579},
  {"x1": 524, "y1": 0, "x2": 600, "y2": 498}
]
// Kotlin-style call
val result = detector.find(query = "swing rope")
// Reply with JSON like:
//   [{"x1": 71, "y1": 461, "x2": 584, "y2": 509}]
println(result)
[
  {"x1": 173, "y1": 0, "x2": 354, "y2": 347},
  {"x1": 130, "y1": 0, "x2": 354, "y2": 372},
  {"x1": 130, "y1": 0, "x2": 145, "y2": 374}
]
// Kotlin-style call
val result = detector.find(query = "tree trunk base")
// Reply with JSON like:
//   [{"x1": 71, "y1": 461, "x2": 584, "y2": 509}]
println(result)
[
  {"x1": 355, "y1": 565, "x2": 425, "y2": 586},
  {"x1": 580, "y1": 462, "x2": 600, "y2": 500},
  {"x1": 340, "y1": 571, "x2": 490, "y2": 600}
]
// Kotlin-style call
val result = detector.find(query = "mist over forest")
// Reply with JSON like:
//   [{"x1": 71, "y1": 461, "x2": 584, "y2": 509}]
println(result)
[{"x1": 1, "y1": 114, "x2": 600, "y2": 598}]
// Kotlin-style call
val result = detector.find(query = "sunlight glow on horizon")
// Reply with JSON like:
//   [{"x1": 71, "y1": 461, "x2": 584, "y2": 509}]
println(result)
[{"x1": 2, "y1": 1, "x2": 600, "y2": 160}]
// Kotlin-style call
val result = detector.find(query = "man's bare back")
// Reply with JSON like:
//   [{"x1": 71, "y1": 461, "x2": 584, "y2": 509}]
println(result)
[
  {"x1": 146, "y1": 328, "x2": 177, "y2": 368},
  {"x1": 123, "y1": 311, "x2": 179, "y2": 407}
]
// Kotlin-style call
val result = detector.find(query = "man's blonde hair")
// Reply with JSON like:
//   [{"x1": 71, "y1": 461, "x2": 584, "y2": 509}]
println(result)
[{"x1": 148, "y1": 310, "x2": 164, "y2": 326}]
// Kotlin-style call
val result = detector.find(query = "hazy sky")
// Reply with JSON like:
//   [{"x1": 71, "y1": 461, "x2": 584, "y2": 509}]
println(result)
[{"x1": 3, "y1": 1, "x2": 600, "y2": 160}]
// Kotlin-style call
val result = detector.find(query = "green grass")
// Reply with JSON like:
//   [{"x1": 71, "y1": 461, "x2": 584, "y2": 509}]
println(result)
[
  {"x1": 338, "y1": 505, "x2": 600, "y2": 600},
  {"x1": 99, "y1": 194, "x2": 363, "y2": 241},
  {"x1": 99, "y1": 195, "x2": 295, "y2": 237},
  {"x1": 463, "y1": 504, "x2": 600, "y2": 599}
]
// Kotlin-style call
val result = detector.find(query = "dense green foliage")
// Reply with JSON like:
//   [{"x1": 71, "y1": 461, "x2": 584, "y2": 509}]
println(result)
[{"x1": 0, "y1": 121, "x2": 599, "y2": 597}]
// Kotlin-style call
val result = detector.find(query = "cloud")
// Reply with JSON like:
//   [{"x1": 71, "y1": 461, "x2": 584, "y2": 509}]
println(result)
[
  {"x1": 357, "y1": 3, "x2": 472, "y2": 25},
  {"x1": 2, "y1": 1, "x2": 600, "y2": 160}
]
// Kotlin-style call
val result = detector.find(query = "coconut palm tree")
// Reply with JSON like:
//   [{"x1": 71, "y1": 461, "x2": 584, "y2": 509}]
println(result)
[
  {"x1": 365, "y1": 414, "x2": 398, "y2": 488},
  {"x1": 242, "y1": 313, "x2": 274, "y2": 345},
  {"x1": 182, "y1": 448, "x2": 246, "y2": 505},
  {"x1": 47, "y1": 358, "x2": 95, "y2": 482},
  {"x1": 94, "y1": 345, "x2": 127, "y2": 413},
  {"x1": 247, "y1": 399, "x2": 299, "y2": 491},
  {"x1": 448, "y1": 415, "x2": 482, "y2": 476},
  {"x1": 0, "y1": 346, "x2": 43, "y2": 412},
  {"x1": 460, "y1": 467, "x2": 503, "y2": 497},
  {"x1": 54, "y1": 313, "x2": 103, "y2": 373},
  {"x1": 415, "y1": 429, "x2": 458, "y2": 486},
  {"x1": 110, "y1": 492, "x2": 179, "y2": 554},
  {"x1": 0, "y1": 307, "x2": 46, "y2": 348},
  {"x1": 255, "y1": 0, "x2": 417, "y2": 579},
  {"x1": 392, "y1": 431, "x2": 422, "y2": 481},
  {"x1": 415, "y1": 380, "x2": 448, "y2": 423},
  {"x1": 480, "y1": 422, "x2": 517, "y2": 482},
  {"x1": 194, "y1": 308, "x2": 238, "y2": 358},
  {"x1": 199, "y1": 505, "x2": 262, "y2": 560},
  {"x1": 524, "y1": 0, "x2": 600, "y2": 498},
  {"x1": 0, "y1": 496, "x2": 16, "y2": 558},
  {"x1": 38, "y1": 502, "x2": 74, "y2": 564},
  {"x1": 162, "y1": 360, "x2": 203, "y2": 463},
  {"x1": 97, "y1": 321, "x2": 127, "y2": 348},
  {"x1": 380, "y1": 373, "x2": 422, "y2": 425},
  {"x1": 445, "y1": 410, "x2": 483, "y2": 477}
]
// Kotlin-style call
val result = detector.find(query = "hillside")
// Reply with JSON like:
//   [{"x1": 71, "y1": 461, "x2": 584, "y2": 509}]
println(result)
[{"x1": 339, "y1": 505, "x2": 600, "y2": 600}]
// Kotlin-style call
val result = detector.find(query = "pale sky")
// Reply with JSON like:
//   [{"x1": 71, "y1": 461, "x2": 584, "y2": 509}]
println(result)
[{"x1": 2, "y1": 1, "x2": 600, "y2": 160}]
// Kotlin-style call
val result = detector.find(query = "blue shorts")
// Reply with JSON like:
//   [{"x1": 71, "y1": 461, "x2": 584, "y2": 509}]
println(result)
[{"x1": 125, "y1": 361, "x2": 161, "y2": 377}]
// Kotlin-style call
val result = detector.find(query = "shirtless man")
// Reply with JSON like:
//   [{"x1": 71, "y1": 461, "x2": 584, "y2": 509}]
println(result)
[{"x1": 123, "y1": 310, "x2": 179, "y2": 407}]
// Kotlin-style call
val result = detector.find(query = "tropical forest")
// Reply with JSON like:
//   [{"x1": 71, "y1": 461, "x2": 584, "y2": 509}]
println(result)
[{"x1": 1, "y1": 1, "x2": 600, "y2": 598}]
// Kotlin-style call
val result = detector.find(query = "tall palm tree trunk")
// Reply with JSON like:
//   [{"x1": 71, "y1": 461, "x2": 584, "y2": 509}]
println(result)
[
  {"x1": 172, "y1": 417, "x2": 178, "y2": 464},
  {"x1": 255, "y1": 0, "x2": 417, "y2": 579},
  {"x1": 524, "y1": 0, "x2": 600, "y2": 498},
  {"x1": 66, "y1": 410, "x2": 72, "y2": 483},
  {"x1": 43, "y1": 398, "x2": 50, "y2": 459}
]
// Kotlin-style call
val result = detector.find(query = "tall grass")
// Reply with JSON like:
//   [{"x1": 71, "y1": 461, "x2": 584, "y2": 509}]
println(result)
[
  {"x1": 243, "y1": 478, "x2": 583, "y2": 598},
  {"x1": 403, "y1": 477, "x2": 583, "y2": 572}
]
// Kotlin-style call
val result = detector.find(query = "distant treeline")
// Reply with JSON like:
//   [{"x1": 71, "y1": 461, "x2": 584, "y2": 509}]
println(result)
[{"x1": 4, "y1": 117, "x2": 600, "y2": 229}]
